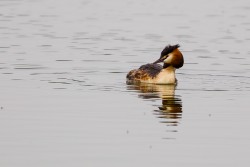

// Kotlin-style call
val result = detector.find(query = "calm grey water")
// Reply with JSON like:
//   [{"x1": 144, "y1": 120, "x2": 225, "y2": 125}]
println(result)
[{"x1": 1, "y1": 0, "x2": 250, "y2": 166}]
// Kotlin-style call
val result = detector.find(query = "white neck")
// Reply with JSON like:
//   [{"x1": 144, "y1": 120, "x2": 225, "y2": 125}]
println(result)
[{"x1": 155, "y1": 66, "x2": 176, "y2": 84}]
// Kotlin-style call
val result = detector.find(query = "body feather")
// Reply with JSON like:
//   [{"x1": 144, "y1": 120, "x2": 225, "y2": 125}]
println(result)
[
  {"x1": 126, "y1": 44, "x2": 183, "y2": 84},
  {"x1": 126, "y1": 63, "x2": 163, "y2": 83}
]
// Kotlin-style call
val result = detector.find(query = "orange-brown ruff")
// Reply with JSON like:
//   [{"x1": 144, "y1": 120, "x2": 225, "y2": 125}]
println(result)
[{"x1": 126, "y1": 44, "x2": 184, "y2": 84}]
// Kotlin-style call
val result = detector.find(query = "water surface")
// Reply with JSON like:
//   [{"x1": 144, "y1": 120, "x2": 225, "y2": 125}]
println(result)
[{"x1": 0, "y1": 0, "x2": 250, "y2": 166}]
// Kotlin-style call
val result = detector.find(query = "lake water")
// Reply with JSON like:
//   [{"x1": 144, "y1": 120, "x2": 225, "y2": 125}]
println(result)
[{"x1": 1, "y1": 0, "x2": 250, "y2": 166}]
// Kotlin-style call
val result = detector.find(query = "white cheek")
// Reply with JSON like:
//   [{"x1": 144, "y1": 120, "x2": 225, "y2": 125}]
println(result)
[{"x1": 163, "y1": 54, "x2": 174, "y2": 64}]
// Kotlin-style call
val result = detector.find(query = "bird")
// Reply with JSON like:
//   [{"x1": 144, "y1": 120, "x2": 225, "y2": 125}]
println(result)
[{"x1": 126, "y1": 44, "x2": 184, "y2": 85}]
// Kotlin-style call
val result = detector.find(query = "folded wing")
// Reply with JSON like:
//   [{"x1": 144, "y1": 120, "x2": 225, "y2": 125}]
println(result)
[{"x1": 126, "y1": 63, "x2": 163, "y2": 83}]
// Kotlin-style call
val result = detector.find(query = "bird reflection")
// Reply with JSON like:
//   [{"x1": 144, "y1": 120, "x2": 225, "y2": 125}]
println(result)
[{"x1": 127, "y1": 83, "x2": 183, "y2": 127}]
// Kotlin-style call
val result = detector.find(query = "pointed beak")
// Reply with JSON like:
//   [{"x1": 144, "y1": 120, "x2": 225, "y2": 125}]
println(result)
[
  {"x1": 153, "y1": 58, "x2": 162, "y2": 64},
  {"x1": 153, "y1": 56, "x2": 167, "y2": 64}
]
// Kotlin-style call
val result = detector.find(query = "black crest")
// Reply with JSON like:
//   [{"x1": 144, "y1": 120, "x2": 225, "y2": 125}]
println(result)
[{"x1": 161, "y1": 44, "x2": 180, "y2": 57}]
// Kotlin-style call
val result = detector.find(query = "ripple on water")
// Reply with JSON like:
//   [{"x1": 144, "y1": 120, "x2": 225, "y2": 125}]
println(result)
[
  {"x1": 179, "y1": 71, "x2": 250, "y2": 93},
  {"x1": 56, "y1": 60, "x2": 73, "y2": 62},
  {"x1": 192, "y1": 49, "x2": 210, "y2": 53},
  {"x1": 82, "y1": 59, "x2": 118, "y2": 63},
  {"x1": 175, "y1": 34, "x2": 194, "y2": 39},
  {"x1": 13, "y1": 64, "x2": 47, "y2": 70}
]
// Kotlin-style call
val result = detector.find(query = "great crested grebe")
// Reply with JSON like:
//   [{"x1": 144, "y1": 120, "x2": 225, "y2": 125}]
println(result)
[{"x1": 126, "y1": 44, "x2": 184, "y2": 84}]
